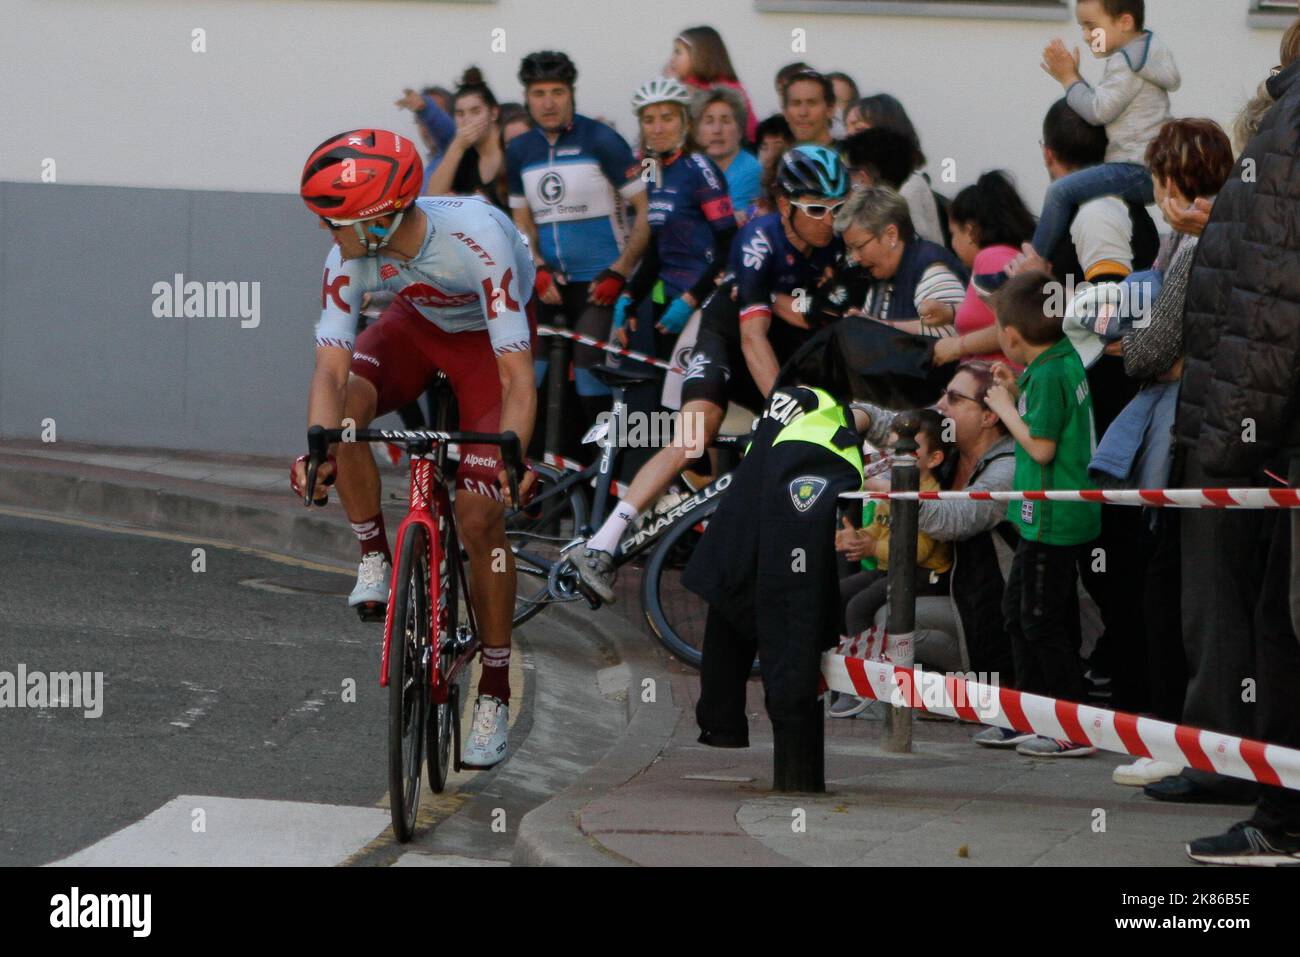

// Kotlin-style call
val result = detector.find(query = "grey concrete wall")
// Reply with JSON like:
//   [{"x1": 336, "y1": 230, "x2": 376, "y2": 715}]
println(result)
[{"x1": 0, "y1": 181, "x2": 398, "y2": 456}]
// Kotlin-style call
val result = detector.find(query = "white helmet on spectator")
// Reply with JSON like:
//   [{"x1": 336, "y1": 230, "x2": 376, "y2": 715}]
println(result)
[{"x1": 631, "y1": 76, "x2": 693, "y2": 113}]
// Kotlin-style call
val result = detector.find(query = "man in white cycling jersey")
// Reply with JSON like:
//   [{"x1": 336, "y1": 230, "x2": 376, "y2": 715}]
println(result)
[{"x1": 293, "y1": 129, "x2": 537, "y2": 768}]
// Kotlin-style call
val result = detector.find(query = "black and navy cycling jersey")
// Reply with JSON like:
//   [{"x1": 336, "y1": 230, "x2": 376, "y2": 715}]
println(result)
[
  {"x1": 728, "y1": 212, "x2": 843, "y2": 325},
  {"x1": 505, "y1": 114, "x2": 645, "y2": 282},
  {"x1": 645, "y1": 151, "x2": 736, "y2": 296}
]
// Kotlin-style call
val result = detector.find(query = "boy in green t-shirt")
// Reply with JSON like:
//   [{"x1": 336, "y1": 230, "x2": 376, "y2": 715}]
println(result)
[{"x1": 981, "y1": 270, "x2": 1100, "y2": 758}]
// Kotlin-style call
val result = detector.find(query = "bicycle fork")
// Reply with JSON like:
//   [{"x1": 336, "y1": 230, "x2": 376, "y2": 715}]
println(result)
[{"x1": 379, "y1": 453, "x2": 445, "y2": 692}]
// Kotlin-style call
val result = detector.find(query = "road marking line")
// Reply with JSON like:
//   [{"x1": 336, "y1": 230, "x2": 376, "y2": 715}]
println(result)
[{"x1": 47, "y1": 796, "x2": 390, "y2": 867}]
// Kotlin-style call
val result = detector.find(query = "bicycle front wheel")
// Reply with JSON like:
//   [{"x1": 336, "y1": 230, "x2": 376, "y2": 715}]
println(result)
[
  {"x1": 640, "y1": 498, "x2": 719, "y2": 669},
  {"x1": 388, "y1": 523, "x2": 430, "y2": 842}
]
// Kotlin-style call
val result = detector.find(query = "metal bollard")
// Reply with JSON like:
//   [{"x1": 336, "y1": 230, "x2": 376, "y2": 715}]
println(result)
[
  {"x1": 883, "y1": 412, "x2": 920, "y2": 753},
  {"x1": 545, "y1": 332, "x2": 569, "y2": 459}
]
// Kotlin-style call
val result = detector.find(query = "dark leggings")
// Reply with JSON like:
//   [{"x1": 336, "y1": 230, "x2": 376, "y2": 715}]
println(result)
[
  {"x1": 840, "y1": 570, "x2": 887, "y2": 636},
  {"x1": 537, "y1": 280, "x2": 615, "y2": 373}
]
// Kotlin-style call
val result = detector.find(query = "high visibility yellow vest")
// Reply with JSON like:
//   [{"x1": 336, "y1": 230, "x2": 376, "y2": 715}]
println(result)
[{"x1": 770, "y1": 386, "x2": 863, "y2": 475}]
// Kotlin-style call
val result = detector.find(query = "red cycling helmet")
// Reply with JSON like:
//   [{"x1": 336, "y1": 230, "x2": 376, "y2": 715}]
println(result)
[{"x1": 301, "y1": 129, "x2": 423, "y2": 253}]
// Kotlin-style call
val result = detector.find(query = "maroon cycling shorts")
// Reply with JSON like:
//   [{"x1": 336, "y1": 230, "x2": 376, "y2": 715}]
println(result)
[{"x1": 350, "y1": 297, "x2": 536, "y2": 501}]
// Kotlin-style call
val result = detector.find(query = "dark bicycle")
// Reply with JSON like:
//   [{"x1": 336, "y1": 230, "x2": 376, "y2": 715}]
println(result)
[
  {"x1": 304, "y1": 420, "x2": 524, "y2": 843},
  {"x1": 504, "y1": 363, "x2": 749, "y2": 669}
]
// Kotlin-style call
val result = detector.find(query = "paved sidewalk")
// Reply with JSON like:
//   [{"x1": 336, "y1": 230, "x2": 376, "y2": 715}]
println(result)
[{"x1": 574, "y1": 672, "x2": 1243, "y2": 866}]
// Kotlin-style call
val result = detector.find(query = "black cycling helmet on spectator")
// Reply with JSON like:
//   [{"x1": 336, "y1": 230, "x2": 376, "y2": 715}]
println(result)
[{"x1": 518, "y1": 50, "x2": 577, "y2": 88}]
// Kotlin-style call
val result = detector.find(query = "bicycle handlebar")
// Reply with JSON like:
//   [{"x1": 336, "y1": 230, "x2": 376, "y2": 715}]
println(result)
[{"x1": 304, "y1": 425, "x2": 523, "y2": 508}]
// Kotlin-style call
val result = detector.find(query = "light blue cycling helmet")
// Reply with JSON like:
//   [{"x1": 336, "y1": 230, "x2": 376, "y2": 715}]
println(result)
[{"x1": 775, "y1": 144, "x2": 849, "y2": 199}]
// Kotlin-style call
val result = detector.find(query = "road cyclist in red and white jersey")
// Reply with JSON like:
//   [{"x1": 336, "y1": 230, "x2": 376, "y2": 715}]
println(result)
[{"x1": 293, "y1": 128, "x2": 538, "y2": 768}]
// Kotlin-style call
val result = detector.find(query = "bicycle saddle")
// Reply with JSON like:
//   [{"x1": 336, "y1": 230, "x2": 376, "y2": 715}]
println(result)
[{"x1": 586, "y1": 363, "x2": 661, "y2": 387}]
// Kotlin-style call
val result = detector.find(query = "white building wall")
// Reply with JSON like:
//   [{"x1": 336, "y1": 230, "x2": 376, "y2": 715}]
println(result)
[{"x1": 1, "y1": 0, "x2": 1292, "y2": 208}]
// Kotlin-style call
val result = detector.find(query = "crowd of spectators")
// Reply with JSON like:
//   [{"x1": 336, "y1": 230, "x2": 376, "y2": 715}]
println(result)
[{"x1": 384, "y1": 0, "x2": 1300, "y2": 864}]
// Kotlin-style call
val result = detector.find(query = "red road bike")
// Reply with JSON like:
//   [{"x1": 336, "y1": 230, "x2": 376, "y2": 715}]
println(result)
[{"x1": 305, "y1": 422, "x2": 523, "y2": 842}]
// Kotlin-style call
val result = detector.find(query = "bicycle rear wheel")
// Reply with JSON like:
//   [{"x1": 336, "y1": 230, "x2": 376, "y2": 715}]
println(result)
[
  {"x1": 388, "y1": 523, "x2": 430, "y2": 842},
  {"x1": 507, "y1": 463, "x2": 588, "y2": 627},
  {"x1": 640, "y1": 499, "x2": 718, "y2": 669}
]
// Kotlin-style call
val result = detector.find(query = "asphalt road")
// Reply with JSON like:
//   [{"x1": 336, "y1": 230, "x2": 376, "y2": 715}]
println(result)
[{"x1": 0, "y1": 512, "x2": 388, "y2": 866}]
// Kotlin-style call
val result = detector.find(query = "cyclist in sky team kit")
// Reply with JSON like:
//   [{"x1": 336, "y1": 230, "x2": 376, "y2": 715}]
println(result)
[
  {"x1": 573, "y1": 145, "x2": 851, "y2": 604},
  {"x1": 293, "y1": 128, "x2": 538, "y2": 769}
]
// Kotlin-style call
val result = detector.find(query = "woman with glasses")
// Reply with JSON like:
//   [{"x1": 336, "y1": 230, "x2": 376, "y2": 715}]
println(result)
[
  {"x1": 833, "y1": 362, "x2": 1018, "y2": 719},
  {"x1": 834, "y1": 186, "x2": 967, "y2": 337}
]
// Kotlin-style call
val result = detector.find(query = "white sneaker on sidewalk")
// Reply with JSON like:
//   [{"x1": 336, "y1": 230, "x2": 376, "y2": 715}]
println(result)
[
  {"x1": 1113, "y1": 756, "x2": 1181, "y2": 786},
  {"x1": 461, "y1": 695, "x2": 509, "y2": 769}
]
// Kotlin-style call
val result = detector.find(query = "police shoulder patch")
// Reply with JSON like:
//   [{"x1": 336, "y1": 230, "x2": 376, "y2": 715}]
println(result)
[{"x1": 789, "y1": 475, "x2": 828, "y2": 512}]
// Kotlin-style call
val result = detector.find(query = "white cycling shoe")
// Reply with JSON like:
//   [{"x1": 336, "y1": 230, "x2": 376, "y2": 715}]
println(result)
[
  {"x1": 461, "y1": 695, "x2": 509, "y2": 769},
  {"x1": 348, "y1": 553, "x2": 391, "y2": 620}
]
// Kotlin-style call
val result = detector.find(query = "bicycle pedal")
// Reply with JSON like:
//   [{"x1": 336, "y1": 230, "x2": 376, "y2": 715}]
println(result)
[
  {"x1": 569, "y1": 578, "x2": 603, "y2": 610},
  {"x1": 355, "y1": 603, "x2": 386, "y2": 623}
]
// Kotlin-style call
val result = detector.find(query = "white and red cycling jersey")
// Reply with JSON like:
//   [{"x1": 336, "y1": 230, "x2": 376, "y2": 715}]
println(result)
[{"x1": 315, "y1": 195, "x2": 536, "y2": 357}]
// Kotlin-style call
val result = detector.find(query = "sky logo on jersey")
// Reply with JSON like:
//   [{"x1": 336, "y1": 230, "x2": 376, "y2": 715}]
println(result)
[
  {"x1": 741, "y1": 230, "x2": 772, "y2": 270},
  {"x1": 789, "y1": 476, "x2": 827, "y2": 513}
]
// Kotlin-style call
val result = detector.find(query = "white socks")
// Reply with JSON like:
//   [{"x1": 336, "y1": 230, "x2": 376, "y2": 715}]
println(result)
[{"x1": 588, "y1": 501, "x2": 640, "y2": 554}]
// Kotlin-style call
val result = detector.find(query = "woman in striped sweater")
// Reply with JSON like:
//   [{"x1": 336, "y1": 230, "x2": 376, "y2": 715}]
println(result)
[{"x1": 833, "y1": 186, "x2": 968, "y2": 337}]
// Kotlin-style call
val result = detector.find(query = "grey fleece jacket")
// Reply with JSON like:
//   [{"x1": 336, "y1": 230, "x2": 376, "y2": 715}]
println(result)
[
  {"x1": 918, "y1": 436, "x2": 1016, "y2": 543},
  {"x1": 1066, "y1": 30, "x2": 1181, "y2": 166}
]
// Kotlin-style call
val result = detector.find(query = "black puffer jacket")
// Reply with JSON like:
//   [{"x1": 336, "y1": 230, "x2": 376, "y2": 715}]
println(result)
[{"x1": 1177, "y1": 60, "x2": 1300, "y2": 475}]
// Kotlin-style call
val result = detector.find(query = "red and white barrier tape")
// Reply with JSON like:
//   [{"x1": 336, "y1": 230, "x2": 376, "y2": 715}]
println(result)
[
  {"x1": 537, "y1": 452, "x2": 627, "y2": 499},
  {"x1": 841, "y1": 488, "x2": 1300, "y2": 509},
  {"x1": 822, "y1": 653, "x2": 1300, "y2": 790},
  {"x1": 536, "y1": 324, "x2": 680, "y2": 374}
]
